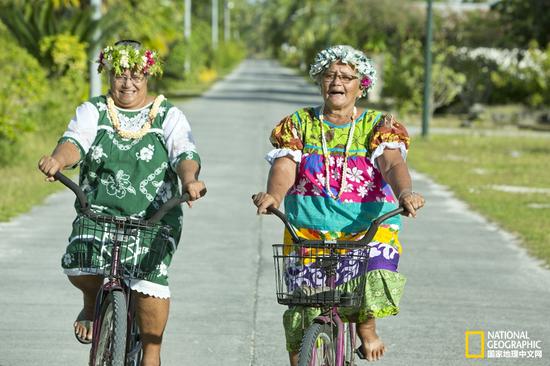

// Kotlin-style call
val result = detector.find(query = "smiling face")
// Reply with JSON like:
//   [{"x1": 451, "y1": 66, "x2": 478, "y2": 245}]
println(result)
[
  {"x1": 320, "y1": 62, "x2": 363, "y2": 111},
  {"x1": 109, "y1": 69, "x2": 148, "y2": 109}
]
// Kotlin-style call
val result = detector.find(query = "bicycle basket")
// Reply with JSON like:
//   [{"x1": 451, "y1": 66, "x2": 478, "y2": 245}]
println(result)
[
  {"x1": 69, "y1": 213, "x2": 173, "y2": 281},
  {"x1": 272, "y1": 243, "x2": 369, "y2": 307}
]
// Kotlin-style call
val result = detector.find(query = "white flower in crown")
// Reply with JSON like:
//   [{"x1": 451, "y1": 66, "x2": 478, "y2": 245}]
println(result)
[{"x1": 120, "y1": 54, "x2": 130, "y2": 68}]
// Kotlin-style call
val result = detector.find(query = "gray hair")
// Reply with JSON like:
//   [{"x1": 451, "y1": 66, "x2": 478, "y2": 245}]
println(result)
[{"x1": 309, "y1": 45, "x2": 377, "y2": 97}]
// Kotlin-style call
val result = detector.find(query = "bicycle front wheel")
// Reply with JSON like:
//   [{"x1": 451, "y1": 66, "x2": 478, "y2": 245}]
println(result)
[
  {"x1": 298, "y1": 322, "x2": 337, "y2": 366},
  {"x1": 93, "y1": 291, "x2": 127, "y2": 366}
]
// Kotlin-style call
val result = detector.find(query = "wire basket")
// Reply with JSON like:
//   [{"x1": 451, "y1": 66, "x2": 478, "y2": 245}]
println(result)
[
  {"x1": 70, "y1": 213, "x2": 173, "y2": 281},
  {"x1": 272, "y1": 243, "x2": 369, "y2": 307}
]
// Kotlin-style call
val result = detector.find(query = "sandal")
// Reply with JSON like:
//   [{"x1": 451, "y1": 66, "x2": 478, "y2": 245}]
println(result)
[{"x1": 74, "y1": 309, "x2": 93, "y2": 344}]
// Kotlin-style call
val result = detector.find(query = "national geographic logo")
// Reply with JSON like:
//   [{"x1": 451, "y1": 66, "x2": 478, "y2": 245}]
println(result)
[{"x1": 465, "y1": 330, "x2": 543, "y2": 359}]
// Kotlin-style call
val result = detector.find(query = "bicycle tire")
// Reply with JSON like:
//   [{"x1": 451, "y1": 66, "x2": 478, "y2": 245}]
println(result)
[
  {"x1": 93, "y1": 291, "x2": 127, "y2": 366},
  {"x1": 298, "y1": 322, "x2": 337, "y2": 366}
]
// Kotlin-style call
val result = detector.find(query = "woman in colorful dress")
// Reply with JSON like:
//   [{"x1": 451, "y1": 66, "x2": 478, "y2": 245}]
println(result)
[
  {"x1": 38, "y1": 40, "x2": 205, "y2": 366},
  {"x1": 253, "y1": 45, "x2": 425, "y2": 364}
]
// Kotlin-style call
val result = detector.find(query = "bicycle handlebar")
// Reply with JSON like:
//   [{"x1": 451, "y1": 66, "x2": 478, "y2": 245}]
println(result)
[
  {"x1": 53, "y1": 171, "x2": 206, "y2": 224},
  {"x1": 265, "y1": 204, "x2": 405, "y2": 245}
]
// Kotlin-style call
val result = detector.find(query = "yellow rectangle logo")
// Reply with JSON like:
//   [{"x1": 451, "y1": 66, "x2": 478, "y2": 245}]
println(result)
[{"x1": 465, "y1": 330, "x2": 485, "y2": 359}]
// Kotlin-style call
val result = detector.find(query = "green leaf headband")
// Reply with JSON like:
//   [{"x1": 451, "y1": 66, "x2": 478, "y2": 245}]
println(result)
[{"x1": 97, "y1": 42, "x2": 162, "y2": 77}]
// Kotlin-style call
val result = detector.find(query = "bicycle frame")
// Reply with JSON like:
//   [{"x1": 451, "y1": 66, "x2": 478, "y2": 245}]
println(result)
[
  {"x1": 267, "y1": 204, "x2": 404, "y2": 366},
  {"x1": 54, "y1": 171, "x2": 205, "y2": 366}
]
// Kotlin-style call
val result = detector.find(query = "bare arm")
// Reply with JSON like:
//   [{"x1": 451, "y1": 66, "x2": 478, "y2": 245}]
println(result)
[
  {"x1": 38, "y1": 141, "x2": 81, "y2": 181},
  {"x1": 176, "y1": 159, "x2": 206, "y2": 204},
  {"x1": 376, "y1": 149, "x2": 425, "y2": 217},
  {"x1": 253, "y1": 156, "x2": 297, "y2": 214}
]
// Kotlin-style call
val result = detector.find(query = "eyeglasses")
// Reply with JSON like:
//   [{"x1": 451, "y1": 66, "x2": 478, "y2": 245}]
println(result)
[
  {"x1": 113, "y1": 75, "x2": 146, "y2": 84},
  {"x1": 322, "y1": 72, "x2": 359, "y2": 84}
]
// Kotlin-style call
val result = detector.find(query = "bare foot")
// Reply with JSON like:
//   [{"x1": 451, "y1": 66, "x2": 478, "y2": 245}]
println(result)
[{"x1": 357, "y1": 318, "x2": 386, "y2": 361}]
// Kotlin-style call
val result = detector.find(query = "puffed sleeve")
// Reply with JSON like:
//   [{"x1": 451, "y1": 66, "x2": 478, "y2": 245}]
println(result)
[
  {"x1": 265, "y1": 114, "x2": 304, "y2": 165},
  {"x1": 58, "y1": 101, "x2": 99, "y2": 164},
  {"x1": 162, "y1": 106, "x2": 201, "y2": 170},
  {"x1": 369, "y1": 114, "x2": 410, "y2": 169}
]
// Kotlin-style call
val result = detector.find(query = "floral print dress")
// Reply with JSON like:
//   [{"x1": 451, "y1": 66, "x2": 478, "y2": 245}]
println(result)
[
  {"x1": 266, "y1": 106, "x2": 410, "y2": 352},
  {"x1": 59, "y1": 95, "x2": 200, "y2": 298}
]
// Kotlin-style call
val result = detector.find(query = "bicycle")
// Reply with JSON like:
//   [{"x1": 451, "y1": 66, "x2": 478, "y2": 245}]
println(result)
[
  {"x1": 55, "y1": 171, "x2": 204, "y2": 366},
  {"x1": 267, "y1": 205, "x2": 404, "y2": 366}
]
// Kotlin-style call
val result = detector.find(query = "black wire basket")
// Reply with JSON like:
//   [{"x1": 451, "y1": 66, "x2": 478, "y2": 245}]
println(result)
[
  {"x1": 272, "y1": 243, "x2": 369, "y2": 307},
  {"x1": 70, "y1": 213, "x2": 173, "y2": 281}
]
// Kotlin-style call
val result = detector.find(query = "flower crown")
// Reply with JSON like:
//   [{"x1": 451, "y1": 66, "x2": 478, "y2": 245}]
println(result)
[
  {"x1": 309, "y1": 45, "x2": 377, "y2": 98},
  {"x1": 97, "y1": 43, "x2": 162, "y2": 76}
]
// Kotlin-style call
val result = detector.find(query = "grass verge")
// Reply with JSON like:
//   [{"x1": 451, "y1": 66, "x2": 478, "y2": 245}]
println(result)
[
  {"x1": 408, "y1": 132, "x2": 550, "y2": 268},
  {"x1": 0, "y1": 133, "x2": 67, "y2": 221}
]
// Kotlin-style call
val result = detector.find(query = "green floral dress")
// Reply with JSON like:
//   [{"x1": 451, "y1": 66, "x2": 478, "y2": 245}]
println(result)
[{"x1": 59, "y1": 95, "x2": 200, "y2": 298}]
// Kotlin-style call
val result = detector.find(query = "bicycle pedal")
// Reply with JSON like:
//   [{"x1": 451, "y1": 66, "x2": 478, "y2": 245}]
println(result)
[{"x1": 355, "y1": 346, "x2": 366, "y2": 360}]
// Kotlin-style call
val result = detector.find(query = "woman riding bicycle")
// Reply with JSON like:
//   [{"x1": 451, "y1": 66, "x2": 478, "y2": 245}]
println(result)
[
  {"x1": 253, "y1": 45, "x2": 425, "y2": 364},
  {"x1": 38, "y1": 40, "x2": 206, "y2": 366}
]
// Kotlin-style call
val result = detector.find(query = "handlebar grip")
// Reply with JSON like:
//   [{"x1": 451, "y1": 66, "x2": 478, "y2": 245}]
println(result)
[
  {"x1": 147, "y1": 188, "x2": 207, "y2": 224},
  {"x1": 53, "y1": 171, "x2": 90, "y2": 211}
]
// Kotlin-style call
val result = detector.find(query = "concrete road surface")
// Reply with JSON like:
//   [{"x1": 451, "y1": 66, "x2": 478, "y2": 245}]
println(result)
[{"x1": 1, "y1": 59, "x2": 549, "y2": 366}]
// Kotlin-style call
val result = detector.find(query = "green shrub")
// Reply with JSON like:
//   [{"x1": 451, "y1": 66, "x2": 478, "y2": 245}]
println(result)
[
  {"x1": 0, "y1": 33, "x2": 48, "y2": 163},
  {"x1": 383, "y1": 40, "x2": 466, "y2": 115},
  {"x1": 213, "y1": 40, "x2": 247, "y2": 72}
]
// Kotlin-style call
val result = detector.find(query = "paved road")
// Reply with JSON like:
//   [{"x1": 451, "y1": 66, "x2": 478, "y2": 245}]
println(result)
[{"x1": 1, "y1": 59, "x2": 549, "y2": 366}]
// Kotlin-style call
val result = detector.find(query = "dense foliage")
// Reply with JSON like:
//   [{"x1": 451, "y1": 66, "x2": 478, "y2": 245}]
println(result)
[
  {"x1": 248, "y1": 0, "x2": 550, "y2": 114},
  {"x1": 0, "y1": 0, "x2": 247, "y2": 167}
]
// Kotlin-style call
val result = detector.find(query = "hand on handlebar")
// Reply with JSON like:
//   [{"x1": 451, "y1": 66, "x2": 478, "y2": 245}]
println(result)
[
  {"x1": 252, "y1": 192, "x2": 280, "y2": 215},
  {"x1": 398, "y1": 190, "x2": 425, "y2": 217},
  {"x1": 183, "y1": 180, "x2": 206, "y2": 207},
  {"x1": 38, "y1": 155, "x2": 63, "y2": 182}
]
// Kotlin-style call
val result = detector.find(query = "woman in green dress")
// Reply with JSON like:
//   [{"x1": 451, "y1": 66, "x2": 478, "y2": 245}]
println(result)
[
  {"x1": 38, "y1": 40, "x2": 205, "y2": 366},
  {"x1": 253, "y1": 45, "x2": 425, "y2": 364}
]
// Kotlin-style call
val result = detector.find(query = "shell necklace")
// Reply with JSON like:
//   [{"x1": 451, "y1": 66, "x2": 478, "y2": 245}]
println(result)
[
  {"x1": 319, "y1": 105, "x2": 357, "y2": 200},
  {"x1": 106, "y1": 94, "x2": 165, "y2": 139}
]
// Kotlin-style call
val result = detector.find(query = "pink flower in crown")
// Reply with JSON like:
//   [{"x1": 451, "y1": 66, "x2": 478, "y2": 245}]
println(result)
[
  {"x1": 361, "y1": 77, "x2": 372, "y2": 89},
  {"x1": 145, "y1": 50, "x2": 155, "y2": 65}
]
